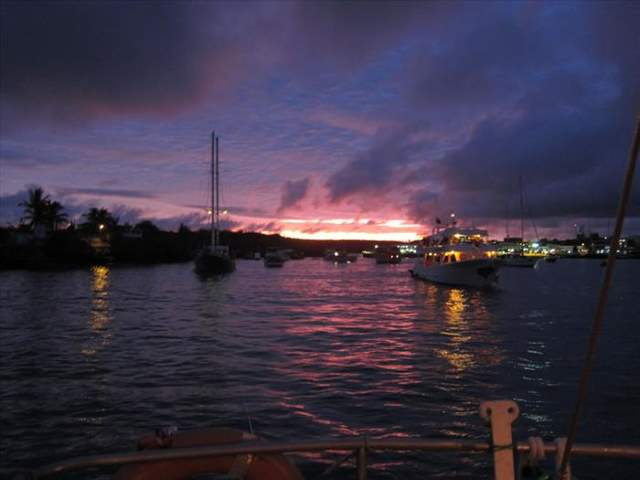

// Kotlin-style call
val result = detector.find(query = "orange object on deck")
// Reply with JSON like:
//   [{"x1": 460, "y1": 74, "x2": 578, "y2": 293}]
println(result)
[{"x1": 114, "y1": 427, "x2": 304, "y2": 480}]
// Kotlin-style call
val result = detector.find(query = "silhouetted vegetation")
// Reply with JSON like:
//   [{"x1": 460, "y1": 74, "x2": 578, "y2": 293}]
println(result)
[{"x1": 1, "y1": 187, "x2": 396, "y2": 270}]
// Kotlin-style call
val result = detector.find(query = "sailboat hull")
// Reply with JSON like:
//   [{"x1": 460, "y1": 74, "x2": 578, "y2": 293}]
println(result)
[
  {"x1": 501, "y1": 256, "x2": 539, "y2": 268},
  {"x1": 195, "y1": 251, "x2": 235, "y2": 275}
]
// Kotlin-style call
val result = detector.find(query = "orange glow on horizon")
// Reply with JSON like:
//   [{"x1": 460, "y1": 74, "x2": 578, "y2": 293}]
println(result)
[{"x1": 279, "y1": 229, "x2": 423, "y2": 242}]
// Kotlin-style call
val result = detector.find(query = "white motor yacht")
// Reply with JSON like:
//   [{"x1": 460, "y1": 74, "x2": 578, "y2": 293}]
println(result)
[{"x1": 410, "y1": 227, "x2": 500, "y2": 288}]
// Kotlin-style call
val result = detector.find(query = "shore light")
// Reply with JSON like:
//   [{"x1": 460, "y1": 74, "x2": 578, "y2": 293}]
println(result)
[{"x1": 99, "y1": 224, "x2": 105, "y2": 231}]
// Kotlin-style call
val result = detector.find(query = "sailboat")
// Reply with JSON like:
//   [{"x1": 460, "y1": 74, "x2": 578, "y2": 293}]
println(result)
[
  {"x1": 501, "y1": 176, "x2": 539, "y2": 268},
  {"x1": 194, "y1": 132, "x2": 235, "y2": 275}
]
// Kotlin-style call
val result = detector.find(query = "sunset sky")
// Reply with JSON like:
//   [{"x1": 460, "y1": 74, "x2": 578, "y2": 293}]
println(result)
[{"x1": 1, "y1": 1, "x2": 639, "y2": 241}]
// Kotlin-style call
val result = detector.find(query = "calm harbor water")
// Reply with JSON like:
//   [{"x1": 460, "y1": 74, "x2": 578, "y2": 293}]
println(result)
[{"x1": 1, "y1": 258, "x2": 639, "y2": 478}]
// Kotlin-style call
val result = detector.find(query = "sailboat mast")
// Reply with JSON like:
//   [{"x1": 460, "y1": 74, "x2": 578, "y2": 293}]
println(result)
[
  {"x1": 211, "y1": 131, "x2": 216, "y2": 248},
  {"x1": 505, "y1": 203, "x2": 509, "y2": 239},
  {"x1": 519, "y1": 175, "x2": 525, "y2": 242},
  {"x1": 215, "y1": 135, "x2": 220, "y2": 247}
]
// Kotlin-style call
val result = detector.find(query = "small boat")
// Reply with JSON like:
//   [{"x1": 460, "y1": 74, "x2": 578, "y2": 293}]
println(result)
[
  {"x1": 544, "y1": 255, "x2": 558, "y2": 263},
  {"x1": 375, "y1": 247, "x2": 402, "y2": 264},
  {"x1": 324, "y1": 249, "x2": 348, "y2": 263},
  {"x1": 264, "y1": 251, "x2": 286, "y2": 268},
  {"x1": 501, "y1": 254, "x2": 539, "y2": 268},
  {"x1": 410, "y1": 226, "x2": 500, "y2": 288},
  {"x1": 195, "y1": 245, "x2": 235, "y2": 274},
  {"x1": 500, "y1": 177, "x2": 539, "y2": 269},
  {"x1": 195, "y1": 132, "x2": 235, "y2": 275}
]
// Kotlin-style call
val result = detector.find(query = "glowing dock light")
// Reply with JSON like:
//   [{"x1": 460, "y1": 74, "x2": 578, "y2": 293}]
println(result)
[{"x1": 98, "y1": 224, "x2": 105, "y2": 231}]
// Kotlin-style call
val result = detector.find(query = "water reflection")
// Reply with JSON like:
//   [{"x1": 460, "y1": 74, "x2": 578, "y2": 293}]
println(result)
[
  {"x1": 3, "y1": 259, "x2": 639, "y2": 478},
  {"x1": 269, "y1": 263, "x2": 421, "y2": 435},
  {"x1": 81, "y1": 266, "x2": 113, "y2": 357},
  {"x1": 420, "y1": 285, "x2": 503, "y2": 374}
]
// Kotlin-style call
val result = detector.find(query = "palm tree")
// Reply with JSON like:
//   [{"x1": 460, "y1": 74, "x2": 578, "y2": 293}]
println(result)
[
  {"x1": 19, "y1": 187, "x2": 51, "y2": 230},
  {"x1": 135, "y1": 220, "x2": 159, "y2": 237},
  {"x1": 45, "y1": 201, "x2": 68, "y2": 231},
  {"x1": 82, "y1": 207, "x2": 117, "y2": 234}
]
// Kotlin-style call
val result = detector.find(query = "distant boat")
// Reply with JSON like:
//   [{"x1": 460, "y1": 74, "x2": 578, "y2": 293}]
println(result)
[
  {"x1": 501, "y1": 255, "x2": 539, "y2": 268},
  {"x1": 375, "y1": 247, "x2": 402, "y2": 264},
  {"x1": 501, "y1": 176, "x2": 539, "y2": 269},
  {"x1": 411, "y1": 226, "x2": 500, "y2": 288},
  {"x1": 324, "y1": 249, "x2": 349, "y2": 263},
  {"x1": 289, "y1": 250, "x2": 305, "y2": 260},
  {"x1": 195, "y1": 132, "x2": 235, "y2": 275},
  {"x1": 264, "y1": 251, "x2": 286, "y2": 268}
]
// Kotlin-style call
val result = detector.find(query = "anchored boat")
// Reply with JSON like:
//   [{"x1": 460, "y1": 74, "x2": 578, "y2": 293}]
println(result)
[
  {"x1": 411, "y1": 226, "x2": 500, "y2": 288},
  {"x1": 375, "y1": 246, "x2": 402, "y2": 264},
  {"x1": 264, "y1": 250, "x2": 287, "y2": 268},
  {"x1": 501, "y1": 254, "x2": 539, "y2": 268},
  {"x1": 194, "y1": 132, "x2": 235, "y2": 275}
]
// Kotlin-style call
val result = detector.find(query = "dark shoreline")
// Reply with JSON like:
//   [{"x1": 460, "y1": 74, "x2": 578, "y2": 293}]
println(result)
[{"x1": 0, "y1": 227, "x2": 398, "y2": 271}]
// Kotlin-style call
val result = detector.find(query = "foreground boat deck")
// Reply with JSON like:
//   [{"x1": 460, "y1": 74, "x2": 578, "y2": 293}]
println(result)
[{"x1": 24, "y1": 401, "x2": 640, "y2": 480}]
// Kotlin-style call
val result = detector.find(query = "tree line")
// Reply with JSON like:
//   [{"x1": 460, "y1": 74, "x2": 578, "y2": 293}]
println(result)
[{"x1": 17, "y1": 186, "x2": 152, "y2": 235}]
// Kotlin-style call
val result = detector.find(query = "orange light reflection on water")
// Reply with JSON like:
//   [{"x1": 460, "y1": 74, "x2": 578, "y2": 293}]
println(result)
[
  {"x1": 81, "y1": 266, "x2": 113, "y2": 357},
  {"x1": 422, "y1": 285, "x2": 503, "y2": 374}
]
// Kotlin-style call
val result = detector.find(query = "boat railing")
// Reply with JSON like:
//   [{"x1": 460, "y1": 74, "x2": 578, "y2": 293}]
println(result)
[{"x1": 21, "y1": 401, "x2": 640, "y2": 480}]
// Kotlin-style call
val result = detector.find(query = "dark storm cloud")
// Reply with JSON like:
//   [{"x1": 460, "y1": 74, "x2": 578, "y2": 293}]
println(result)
[
  {"x1": 381, "y1": 1, "x2": 639, "y2": 224},
  {"x1": 282, "y1": 2, "x2": 447, "y2": 70},
  {"x1": 405, "y1": 103, "x2": 640, "y2": 223},
  {"x1": 3, "y1": 1, "x2": 639, "y2": 231},
  {"x1": 325, "y1": 126, "x2": 427, "y2": 203},
  {"x1": 0, "y1": 2, "x2": 263, "y2": 126},
  {"x1": 0, "y1": 1, "x2": 443, "y2": 129},
  {"x1": 278, "y1": 177, "x2": 310, "y2": 212}
]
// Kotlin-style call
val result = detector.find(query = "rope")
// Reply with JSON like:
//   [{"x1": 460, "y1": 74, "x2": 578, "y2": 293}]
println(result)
[
  {"x1": 488, "y1": 443, "x2": 514, "y2": 453},
  {"x1": 554, "y1": 438, "x2": 571, "y2": 480},
  {"x1": 527, "y1": 437, "x2": 546, "y2": 464},
  {"x1": 560, "y1": 115, "x2": 640, "y2": 476}
]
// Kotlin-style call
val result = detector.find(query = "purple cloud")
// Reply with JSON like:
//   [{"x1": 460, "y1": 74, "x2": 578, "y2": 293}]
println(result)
[{"x1": 278, "y1": 178, "x2": 311, "y2": 212}]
